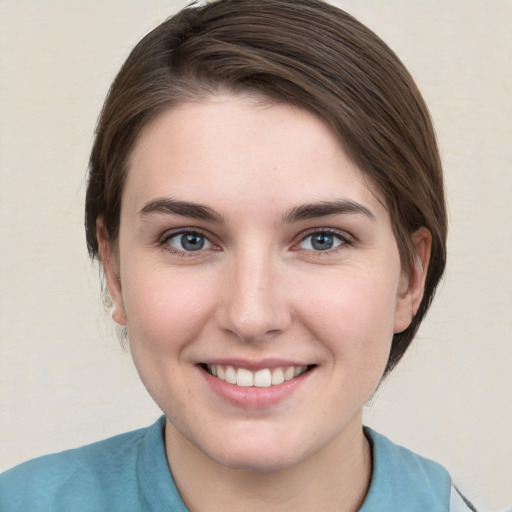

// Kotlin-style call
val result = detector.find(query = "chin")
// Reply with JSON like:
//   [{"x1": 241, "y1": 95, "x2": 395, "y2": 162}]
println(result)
[
  {"x1": 196, "y1": 422, "x2": 326, "y2": 473},
  {"x1": 209, "y1": 443, "x2": 306, "y2": 473}
]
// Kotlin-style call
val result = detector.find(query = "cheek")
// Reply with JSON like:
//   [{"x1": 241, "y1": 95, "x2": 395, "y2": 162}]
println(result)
[
  {"x1": 121, "y1": 265, "x2": 217, "y2": 352},
  {"x1": 119, "y1": 267, "x2": 219, "y2": 417},
  {"x1": 297, "y1": 268, "x2": 399, "y2": 363}
]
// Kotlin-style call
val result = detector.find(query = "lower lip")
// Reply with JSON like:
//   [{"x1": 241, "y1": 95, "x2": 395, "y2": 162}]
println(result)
[{"x1": 200, "y1": 366, "x2": 313, "y2": 409}]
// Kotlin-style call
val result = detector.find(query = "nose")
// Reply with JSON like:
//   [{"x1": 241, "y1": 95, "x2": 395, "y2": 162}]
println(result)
[{"x1": 215, "y1": 249, "x2": 292, "y2": 342}]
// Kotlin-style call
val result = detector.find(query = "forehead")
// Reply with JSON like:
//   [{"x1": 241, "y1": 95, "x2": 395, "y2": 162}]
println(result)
[{"x1": 124, "y1": 94, "x2": 386, "y2": 219}]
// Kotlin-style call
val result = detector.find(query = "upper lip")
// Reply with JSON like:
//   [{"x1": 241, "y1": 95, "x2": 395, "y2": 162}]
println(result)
[{"x1": 199, "y1": 358, "x2": 313, "y2": 371}]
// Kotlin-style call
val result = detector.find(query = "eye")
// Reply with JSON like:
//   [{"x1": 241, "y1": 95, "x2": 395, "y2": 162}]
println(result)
[
  {"x1": 166, "y1": 231, "x2": 212, "y2": 252},
  {"x1": 299, "y1": 231, "x2": 346, "y2": 251}
]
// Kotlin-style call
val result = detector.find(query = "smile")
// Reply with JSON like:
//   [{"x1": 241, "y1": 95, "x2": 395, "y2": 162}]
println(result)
[{"x1": 205, "y1": 364, "x2": 309, "y2": 388}]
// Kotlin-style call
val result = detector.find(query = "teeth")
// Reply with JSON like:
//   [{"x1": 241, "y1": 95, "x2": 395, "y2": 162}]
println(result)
[
  {"x1": 271, "y1": 368, "x2": 285, "y2": 385},
  {"x1": 206, "y1": 364, "x2": 308, "y2": 388},
  {"x1": 254, "y1": 369, "x2": 271, "y2": 387},
  {"x1": 225, "y1": 365, "x2": 237, "y2": 385},
  {"x1": 284, "y1": 366, "x2": 295, "y2": 381},
  {"x1": 236, "y1": 368, "x2": 254, "y2": 387}
]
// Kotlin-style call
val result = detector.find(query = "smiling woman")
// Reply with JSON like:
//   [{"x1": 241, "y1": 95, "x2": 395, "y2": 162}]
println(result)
[
  {"x1": 101, "y1": 97, "x2": 424, "y2": 482},
  {"x1": 0, "y1": 0, "x2": 491, "y2": 511}
]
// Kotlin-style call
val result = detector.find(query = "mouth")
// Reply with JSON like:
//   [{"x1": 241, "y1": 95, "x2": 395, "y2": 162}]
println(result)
[{"x1": 201, "y1": 364, "x2": 313, "y2": 388}]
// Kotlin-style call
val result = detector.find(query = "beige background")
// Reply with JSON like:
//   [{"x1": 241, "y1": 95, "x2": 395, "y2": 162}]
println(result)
[{"x1": 0, "y1": 1, "x2": 510, "y2": 510}]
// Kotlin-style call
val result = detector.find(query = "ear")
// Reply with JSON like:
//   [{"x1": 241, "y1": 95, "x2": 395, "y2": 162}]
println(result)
[
  {"x1": 96, "y1": 219, "x2": 127, "y2": 326},
  {"x1": 394, "y1": 227, "x2": 432, "y2": 333}
]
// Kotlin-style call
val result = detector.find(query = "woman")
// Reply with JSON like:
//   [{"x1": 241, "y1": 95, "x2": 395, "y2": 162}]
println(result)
[{"x1": 0, "y1": 0, "x2": 477, "y2": 510}]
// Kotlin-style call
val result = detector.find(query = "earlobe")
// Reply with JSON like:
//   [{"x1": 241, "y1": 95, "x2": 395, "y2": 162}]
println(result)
[
  {"x1": 96, "y1": 219, "x2": 127, "y2": 326},
  {"x1": 394, "y1": 227, "x2": 432, "y2": 333}
]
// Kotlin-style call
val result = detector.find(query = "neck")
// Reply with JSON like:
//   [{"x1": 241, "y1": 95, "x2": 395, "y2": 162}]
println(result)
[{"x1": 164, "y1": 413, "x2": 372, "y2": 512}]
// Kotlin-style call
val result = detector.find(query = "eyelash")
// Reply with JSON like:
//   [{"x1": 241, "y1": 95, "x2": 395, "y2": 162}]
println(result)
[
  {"x1": 296, "y1": 228, "x2": 353, "y2": 256},
  {"x1": 159, "y1": 228, "x2": 214, "y2": 258},
  {"x1": 158, "y1": 228, "x2": 353, "y2": 257}
]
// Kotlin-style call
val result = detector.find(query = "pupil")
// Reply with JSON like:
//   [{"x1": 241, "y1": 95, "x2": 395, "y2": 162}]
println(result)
[
  {"x1": 181, "y1": 233, "x2": 204, "y2": 251},
  {"x1": 311, "y1": 233, "x2": 333, "y2": 250}
]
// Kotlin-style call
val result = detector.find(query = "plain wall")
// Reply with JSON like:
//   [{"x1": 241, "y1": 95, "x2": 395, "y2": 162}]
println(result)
[{"x1": 0, "y1": 1, "x2": 510, "y2": 510}]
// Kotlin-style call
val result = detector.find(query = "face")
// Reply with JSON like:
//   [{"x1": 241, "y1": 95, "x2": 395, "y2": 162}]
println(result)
[{"x1": 102, "y1": 94, "x2": 428, "y2": 472}]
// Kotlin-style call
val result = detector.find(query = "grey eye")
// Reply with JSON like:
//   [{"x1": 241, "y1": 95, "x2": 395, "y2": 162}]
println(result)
[
  {"x1": 300, "y1": 232, "x2": 343, "y2": 251},
  {"x1": 168, "y1": 232, "x2": 212, "y2": 252}
]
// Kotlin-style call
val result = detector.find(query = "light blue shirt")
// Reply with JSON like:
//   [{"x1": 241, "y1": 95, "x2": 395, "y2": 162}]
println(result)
[{"x1": 0, "y1": 416, "x2": 473, "y2": 511}]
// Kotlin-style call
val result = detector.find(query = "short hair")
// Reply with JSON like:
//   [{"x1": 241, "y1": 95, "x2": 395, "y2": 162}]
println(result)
[{"x1": 85, "y1": 0, "x2": 447, "y2": 375}]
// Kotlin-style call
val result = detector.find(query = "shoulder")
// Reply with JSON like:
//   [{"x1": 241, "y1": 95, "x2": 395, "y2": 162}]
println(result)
[
  {"x1": 367, "y1": 427, "x2": 448, "y2": 470},
  {"x1": 361, "y1": 428, "x2": 478, "y2": 512},
  {"x1": 0, "y1": 418, "x2": 166, "y2": 512}
]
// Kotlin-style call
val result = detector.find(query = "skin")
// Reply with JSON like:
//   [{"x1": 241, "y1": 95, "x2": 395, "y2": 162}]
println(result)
[{"x1": 99, "y1": 93, "x2": 431, "y2": 512}]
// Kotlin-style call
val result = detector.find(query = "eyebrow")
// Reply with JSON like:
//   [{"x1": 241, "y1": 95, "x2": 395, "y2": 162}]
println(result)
[
  {"x1": 283, "y1": 200, "x2": 375, "y2": 223},
  {"x1": 138, "y1": 198, "x2": 374, "y2": 224},
  {"x1": 139, "y1": 198, "x2": 225, "y2": 223}
]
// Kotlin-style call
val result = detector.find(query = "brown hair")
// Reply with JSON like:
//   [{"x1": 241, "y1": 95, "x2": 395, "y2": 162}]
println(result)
[{"x1": 85, "y1": 0, "x2": 447, "y2": 374}]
